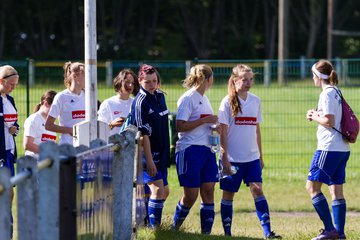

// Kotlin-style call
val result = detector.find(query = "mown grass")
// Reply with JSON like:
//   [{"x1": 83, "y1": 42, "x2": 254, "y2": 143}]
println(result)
[{"x1": 11, "y1": 83, "x2": 360, "y2": 239}]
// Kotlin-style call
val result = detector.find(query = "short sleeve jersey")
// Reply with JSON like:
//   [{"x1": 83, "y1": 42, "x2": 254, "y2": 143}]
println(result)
[
  {"x1": 316, "y1": 87, "x2": 350, "y2": 151},
  {"x1": 131, "y1": 88, "x2": 170, "y2": 170},
  {"x1": 2, "y1": 95, "x2": 17, "y2": 151},
  {"x1": 218, "y1": 93, "x2": 262, "y2": 163},
  {"x1": 98, "y1": 95, "x2": 133, "y2": 136},
  {"x1": 24, "y1": 111, "x2": 57, "y2": 158},
  {"x1": 48, "y1": 89, "x2": 85, "y2": 145},
  {"x1": 176, "y1": 87, "x2": 214, "y2": 152}
]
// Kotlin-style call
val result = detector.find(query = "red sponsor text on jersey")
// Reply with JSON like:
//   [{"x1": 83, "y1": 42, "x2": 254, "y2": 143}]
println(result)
[
  {"x1": 200, "y1": 114, "x2": 211, "y2": 118},
  {"x1": 4, "y1": 114, "x2": 18, "y2": 122},
  {"x1": 235, "y1": 117, "x2": 257, "y2": 125},
  {"x1": 41, "y1": 134, "x2": 57, "y2": 142},
  {"x1": 72, "y1": 110, "x2": 85, "y2": 119}
]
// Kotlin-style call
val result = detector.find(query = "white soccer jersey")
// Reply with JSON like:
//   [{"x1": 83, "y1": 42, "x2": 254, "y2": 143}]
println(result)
[
  {"x1": 316, "y1": 87, "x2": 350, "y2": 151},
  {"x1": 48, "y1": 89, "x2": 85, "y2": 145},
  {"x1": 24, "y1": 111, "x2": 57, "y2": 158},
  {"x1": 98, "y1": 95, "x2": 133, "y2": 136},
  {"x1": 2, "y1": 95, "x2": 17, "y2": 152},
  {"x1": 176, "y1": 87, "x2": 214, "y2": 152},
  {"x1": 218, "y1": 93, "x2": 262, "y2": 163}
]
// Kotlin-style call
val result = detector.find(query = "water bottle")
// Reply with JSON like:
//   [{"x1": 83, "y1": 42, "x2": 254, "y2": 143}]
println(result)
[
  {"x1": 0, "y1": 159, "x2": 4, "y2": 167},
  {"x1": 209, "y1": 124, "x2": 220, "y2": 153},
  {"x1": 218, "y1": 160, "x2": 238, "y2": 179}
]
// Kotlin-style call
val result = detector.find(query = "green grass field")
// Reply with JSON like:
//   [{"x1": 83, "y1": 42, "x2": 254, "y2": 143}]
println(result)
[{"x1": 10, "y1": 83, "x2": 360, "y2": 239}]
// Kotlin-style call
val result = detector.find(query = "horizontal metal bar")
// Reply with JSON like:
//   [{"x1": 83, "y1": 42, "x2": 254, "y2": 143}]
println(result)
[
  {"x1": 11, "y1": 170, "x2": 32, "y2": 187},
  {"x1": 76, "y1": 143, "x2": 115, "y2": 158},
  {"x1": 37, "y1": 158, "x2": 53, "y2": 171}
]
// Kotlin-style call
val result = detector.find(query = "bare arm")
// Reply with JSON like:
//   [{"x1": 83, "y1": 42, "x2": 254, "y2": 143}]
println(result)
[
  {"x1": 220, "y1": 123, "x2": 232, "y2": 175},
  {"x1": 256, "y1": 124, "x2": 264, "y2": 168},
  {"x1": 306, "y1": 109, "x2": 335, "y2": 128},
  {"x1": 23, "y1": 136, "x2": 39, "y2": 154},
  {"x1": 45, "y1": 115, "x2": 73, "y2": 135},
  {"x1": 176, "y1": 115, "x2": 218, "y2": 132}
]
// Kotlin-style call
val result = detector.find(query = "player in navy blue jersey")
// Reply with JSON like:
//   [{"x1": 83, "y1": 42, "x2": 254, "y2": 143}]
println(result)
[{"x1": 130, "y1": 64, "x2": 170, "y2": 228}]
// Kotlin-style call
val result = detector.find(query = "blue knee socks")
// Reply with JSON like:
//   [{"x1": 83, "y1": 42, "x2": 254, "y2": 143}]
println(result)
[
  {"x1": 200, "y1": 203, "x2": 215, "y2": 234},
  {"x1": 148, "y1": 198, "x2": 164, "y2": 228},
  {"x1": 221, "y1": 199, "x2": 233, "y2": 236},
  {"x1": 312, "y1": 193, "x2": 335, "y2": 231},
  {"x1": 254, "y1": 196, "x2": 271, "y2": 237},
  {"x1": 172, "y1": 201, "x2": 191, "y2": 229},
  {"x1": 332, "y1": 199, "x2": 346, "y2": 235}
]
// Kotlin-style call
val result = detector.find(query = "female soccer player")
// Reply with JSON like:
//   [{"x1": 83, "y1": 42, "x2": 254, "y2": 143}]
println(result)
[
  {"x1": 172, "y1": 64, "x2": 218, "y2": 234},
  {"x1": 98, "y1": 69, "x2": 139, "y2": 136},
  {"x1": 130, "y1": 64, "x2": 170, "y2": 228},
  {"x1": 45, "y1": 61, "x2": 85, "y2": 145},
  {"x1": 0, "y1": 64, "x2": 20, "y2": 239},
  {"x1": 23, "y1": 90, "x2": 57, "y2": 158},
  {"x1": 218, "y1": 64, "x2": 281, "y2": 239},
  {"x1": 306, "y1": 60, "x2": 350, "y2": 240}
]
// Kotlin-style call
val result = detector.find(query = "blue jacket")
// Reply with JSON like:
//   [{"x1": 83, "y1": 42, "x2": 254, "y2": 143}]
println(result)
[
  {"x1": 0, "y1": 94, "x2": 19, "y2": 163},
  {"x1": 131, "y1": 87, "x2": 170, "y2": 170}
]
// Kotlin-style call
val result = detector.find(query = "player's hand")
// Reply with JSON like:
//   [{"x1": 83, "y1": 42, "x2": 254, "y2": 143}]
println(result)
[
  {"x1": 146, "y1": 160, "x2": 157, "y2": 177},
  {"x1": 9, "y1": 126, "x2": 17, "y2": 135},
  {"x1": 111, "y1": 117, "x2": 126, "y2": 127},
  {"x1": 260, "y1": 157, "x2": 265, "y2": 169},
  {"x1": 222, "y1": 159, "x2": 233, "y2": 175},
  {"x1": 306, "y1": 109, "x2": 315, "y2": 121},
  {"x1": 202, "y1": 115, "x2": 218, "y2": 124}
]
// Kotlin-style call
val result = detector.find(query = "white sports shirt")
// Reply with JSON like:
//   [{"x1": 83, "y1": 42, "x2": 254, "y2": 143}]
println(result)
[
  {"x1": 98, "y1": 95, "x2": 133, "y2": 136},
  {"x1": 24, "y1": 111, "x2": 57, "y2": 158},
  {"x1": 316, "y1": 87, "x2": 350, "y2": 151},
  {"x1": 48, "y1": 89, "x2": 85, "y2": 145},
  {"x1": 176, "y1": 87, "x2": 214, "y2": 152},
  {"x1": 2, "y1": 95, "x2": 17, "y2": 152},
  {"x1": 218, "y1": 93, "x2": 262, "y2": 163}
]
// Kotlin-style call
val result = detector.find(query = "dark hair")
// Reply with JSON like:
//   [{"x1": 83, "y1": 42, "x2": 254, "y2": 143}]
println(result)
[
  {"x1": 113, "y1": 69, "x2": 140, "y2": 96},
  {"x1": 33, "y1": 90, "x2": 57, "y2": 113},
  {"x1": 314, "y1": 59, "x2": 338, "y2": 86}
]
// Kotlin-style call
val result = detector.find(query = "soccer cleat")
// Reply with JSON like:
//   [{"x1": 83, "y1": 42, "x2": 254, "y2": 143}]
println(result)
[
  {"x1": 338, "y1": 234, "x2": 346, "y2": 240},
  {"x1": 265, "y1": 231, "x2": 282, "y2": 239},
  {"x1": 311, "y1": 229, "x2": 339, "y2": 240}
]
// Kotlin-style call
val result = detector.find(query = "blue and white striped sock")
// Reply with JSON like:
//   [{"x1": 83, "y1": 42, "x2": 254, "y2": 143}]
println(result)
[
  {"x1": 312, "y1": 193, "x2": 334, "y2": 231},
  {"x1": 172, "y1": 201, "x2": 191, "y2": 229},
  {"x1": 254, "y1": 196, "x2": 271, "y2": 237},
  {"x1": 148, "y1": 198, "x2": 164, "y2": 228},
  {"x1": 221, "y1": 199, "x2": 233, "y2": 236},
  {"x1": 200, "y1": 203, "x2": 215, "y2": 234},
  {"x1": 332, "y1": 199, "x2": 346, "y2": 235}
]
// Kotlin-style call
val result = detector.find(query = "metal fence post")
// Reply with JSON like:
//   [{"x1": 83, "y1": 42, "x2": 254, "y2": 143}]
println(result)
[
  {"x1": 17, "y1": 156, "x2": 39, "y2": 240},
  {"x1": 106, "y1": 60, "x2": 113, "y2": 87},
  {"x1": 38, "y1": 141, "x2": 60, "y2": 240},
  {"x1": 0, "y1": 168, "x2": 11, "y2": 240},
  {"x1": 185, "y1": 60, "x2": 191, "y2": 76},
  {"x1": 300, "y1": 56, "x2": 306, "y2": 79},
  {"x1": 110, "y1": 126, "x2": 136, "y2": 240},
  {"x1": 263, "y1": 60, "x2": 271, "y2": 86},
  {"x1": 59, "y1": 144, "x2": 77, "y2": 240},
  {"x1": 28, "y1": 58, "x2": 35, "y2": 86},
  {"x1": 342, "y1": 59, "x2": 348, "y2": 85}
]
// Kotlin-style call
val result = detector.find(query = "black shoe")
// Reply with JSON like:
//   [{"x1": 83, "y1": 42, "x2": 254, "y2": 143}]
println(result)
[{"x1": 266, "y1": 231, "x2": 282, "y2": 239}]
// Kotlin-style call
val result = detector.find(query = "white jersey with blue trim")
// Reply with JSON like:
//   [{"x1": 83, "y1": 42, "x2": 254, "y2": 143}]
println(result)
[
  {"x1": 176, "y1": 87, "x2": 214, "y2": 152},
  {"x1": 316, "y1": 87, "x2": 350, "y2": 151},
  {"x1": 218, "y1": 93, "x2": 262, "y2": 163}
]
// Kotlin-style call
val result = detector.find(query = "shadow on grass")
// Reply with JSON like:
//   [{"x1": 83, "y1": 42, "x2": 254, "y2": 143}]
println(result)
[{"x1": 138, "y1": 225, "x2": 263, "y2": 240}]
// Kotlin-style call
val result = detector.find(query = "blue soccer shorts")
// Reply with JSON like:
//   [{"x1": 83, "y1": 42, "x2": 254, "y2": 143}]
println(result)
[
  {"x1": 143, "y1": 168, "x2": 168, "y2": 186},
  {"x1": 308, "y1": 150, "x2": 350, "y2": 185},
  {"x1": 220, "y1": 159, "x2": 262, "y2": 193},
  {"x1": 2, "y1": 150, "x2": 15, "y2": 176},
  {"x1": 175, "y1": 145, "x2": 218, "y2": 188}
]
